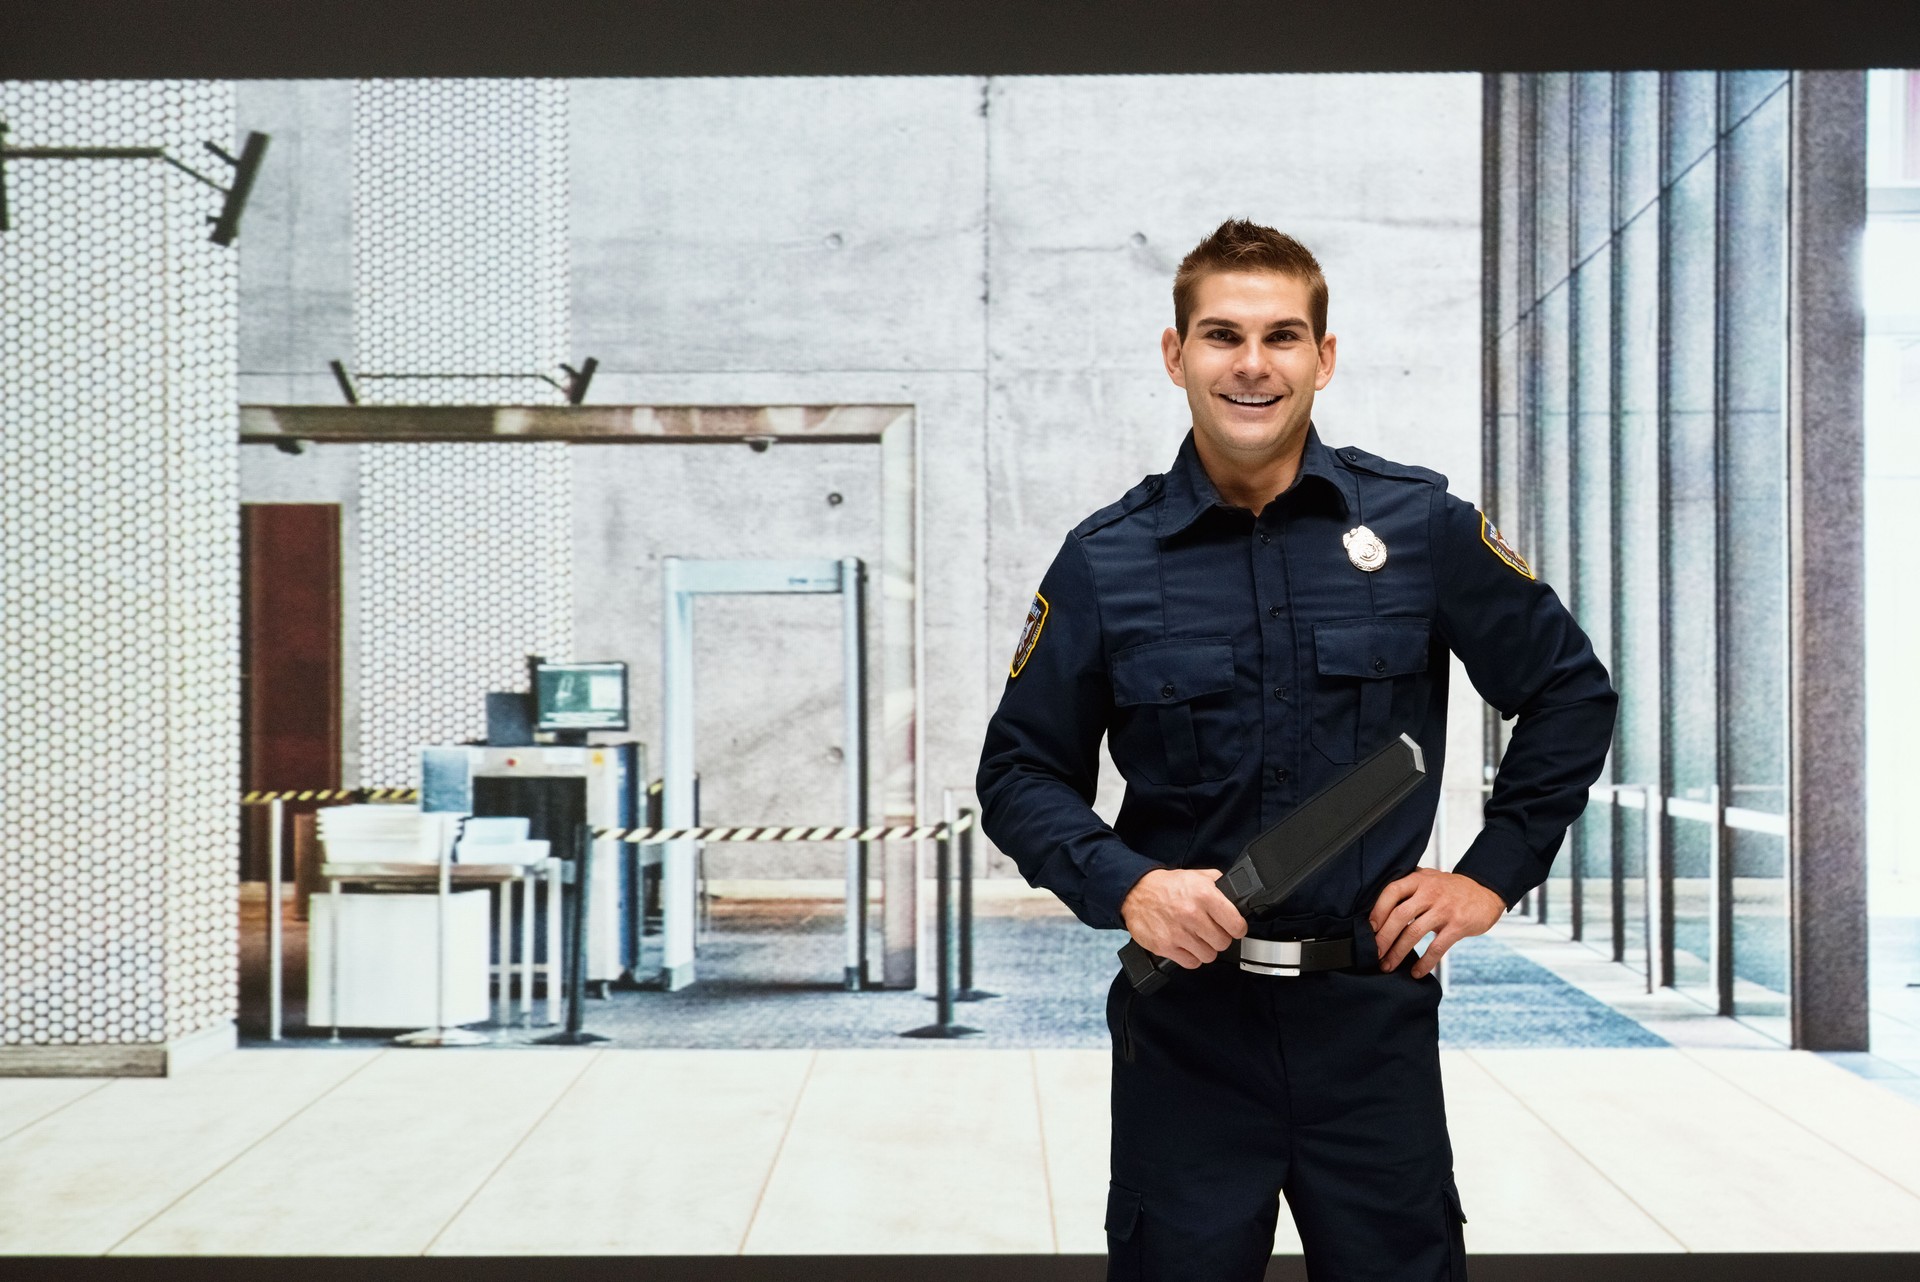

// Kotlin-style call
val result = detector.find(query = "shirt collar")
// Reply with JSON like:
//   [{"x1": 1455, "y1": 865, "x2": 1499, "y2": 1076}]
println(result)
[{"x1": 1156, "y1": 424, "x2": 1353, "y2": 539}]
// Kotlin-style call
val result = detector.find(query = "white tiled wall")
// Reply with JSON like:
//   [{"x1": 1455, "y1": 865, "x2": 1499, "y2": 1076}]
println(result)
[
  {"x1": 351, "y1": 80, "x2": 574, "y2": 787},
  {"x1": 0, "y1": 80, "x2": 240, "y2": 1047}
]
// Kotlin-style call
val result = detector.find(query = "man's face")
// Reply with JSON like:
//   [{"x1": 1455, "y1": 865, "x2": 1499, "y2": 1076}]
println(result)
[{"x1": 1161, "y1": 269, "x2": 1336, "y2": 466}]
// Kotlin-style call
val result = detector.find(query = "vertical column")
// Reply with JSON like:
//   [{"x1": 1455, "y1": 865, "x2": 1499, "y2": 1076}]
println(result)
[
  {"x1": 0, "y1": 82, "x2": 239, "y2": 1072},
  {"x1": 1659, "y1": 71, "x2": 1723, "y2": 1011},
  {"x1": 351, "y1": 80, "x2": 574, "y2": 786},
  {"x1": 1787, "y1": 71, "x2": 1869, "y2": 1051},
  {"x1": 1611, "y1": 72, "x2": 1665, "y2": 982}
]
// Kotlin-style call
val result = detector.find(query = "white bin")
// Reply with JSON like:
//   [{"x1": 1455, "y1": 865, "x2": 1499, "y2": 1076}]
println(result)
[{"x1": 308, "y1": 890, "x2": 491, "y2": 1030}]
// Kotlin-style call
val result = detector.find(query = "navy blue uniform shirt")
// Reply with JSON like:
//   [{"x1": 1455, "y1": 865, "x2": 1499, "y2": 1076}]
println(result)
[{"x1": 976, "y1": 425, "x2": 1617, "y2": 931}]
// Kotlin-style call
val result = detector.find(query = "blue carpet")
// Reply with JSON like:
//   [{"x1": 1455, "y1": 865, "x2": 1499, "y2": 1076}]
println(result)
[{"x1": 243, "y1": 899, "x2": 1666, "y2": 1050}]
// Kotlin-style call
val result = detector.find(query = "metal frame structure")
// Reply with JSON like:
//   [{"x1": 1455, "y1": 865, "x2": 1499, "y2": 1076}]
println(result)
[{"x1": 659, "y1": 556, "x2": 869, "y2": 992}]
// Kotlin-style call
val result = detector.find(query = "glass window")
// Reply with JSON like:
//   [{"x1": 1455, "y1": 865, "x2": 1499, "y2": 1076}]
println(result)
[
  {"x1": 1612, "y1": 207, "x2": 1662, "y2": 977},
  {"x1": 1664, "y1": 71, "x2": 1719, "y2": 186},
  {"x1": 1574, "y1": 73, "x2": 1614, "y2": 264},
  {"x1": 1492, "y1": 71, "x2": 1804, "y2": 1023},
  {"x1": 1661, "y1": 144, "x2": 1719, "y2": 1009},
  {"x1": 1533, "y1": 282, "x2": 1572, "y2": 927},
  {"x1": 1533, "y1": 75, "x2": 1573, "y2": 299},
  {"x1": 1719, "y1": 86, "x2": 1791, "y2": 1027},
  {"x1": 1614, "y1": 72, "x2": 1663, "y2": 229},
  {"x1": 1494, "y1": 74, "x2": 1524, "y2": 340},
  {"x1": 1721, "y1": 70, "x2": 1789, "y2": 131},
  {"x1": 1571, "y1": 245, "x2": 1614, "y2": 948}
]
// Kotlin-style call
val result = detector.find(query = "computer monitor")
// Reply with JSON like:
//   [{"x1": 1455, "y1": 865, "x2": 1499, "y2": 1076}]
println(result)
[{"x1": 532, "y1": 660, "x2": 629, "y2": 736}]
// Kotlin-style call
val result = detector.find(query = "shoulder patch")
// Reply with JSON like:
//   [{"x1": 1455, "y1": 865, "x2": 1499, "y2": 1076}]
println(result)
[
  {"x1": 1072, "y1": 474, "x2": 1165, "y2": 537},
  {"x1": 1009, "y1": 592, "x2": 1049, "y2": 677},
  {"x1": 1479, "y1": 513, "x2": 1535, "y2": 580},
  {"x1": 1333, "y1": 445, "x2": 1448, "y2": 490}
]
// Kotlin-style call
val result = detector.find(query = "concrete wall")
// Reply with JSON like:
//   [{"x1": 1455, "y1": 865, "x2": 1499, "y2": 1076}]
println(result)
[{"x1": 237, "y1": 72, "x2": 1485, "y2": 881}]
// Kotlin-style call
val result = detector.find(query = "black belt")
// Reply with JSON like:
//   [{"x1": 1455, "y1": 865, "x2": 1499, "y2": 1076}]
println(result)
[{"x1": 1233, "y1": 934, "x2": 1355, "y2": 977}]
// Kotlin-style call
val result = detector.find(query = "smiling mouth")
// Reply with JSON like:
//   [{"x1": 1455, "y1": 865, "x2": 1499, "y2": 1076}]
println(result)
[{"x1": 1219, "y1": 392, "x2": 1281, "y2": 408}]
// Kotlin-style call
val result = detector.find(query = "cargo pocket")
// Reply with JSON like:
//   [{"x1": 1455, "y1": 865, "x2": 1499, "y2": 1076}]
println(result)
[
  {"x1": 1442, "y1": 1175, "x2": 1468, "y2": 1280},
  {"x1": 1110, "y1": 637, "x2": 1245, "y2": 785},
  {"x1": 1310, "y1": 617, "x2": 1431, "y2": 764},
  {"x1": 1105, "y1": 1181, "x2": 1145, "y2": 1280}
]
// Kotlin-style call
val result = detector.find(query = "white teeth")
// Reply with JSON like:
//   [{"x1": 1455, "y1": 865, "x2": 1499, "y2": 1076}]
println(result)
[{"x1": 1223, "y1": 393, "x2": 1278, "y2": 405}]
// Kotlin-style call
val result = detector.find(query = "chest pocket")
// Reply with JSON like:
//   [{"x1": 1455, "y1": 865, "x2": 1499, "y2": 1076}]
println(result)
[
  {"x1": 1310, "y1": 618, "x2": 1432, "y2": 764},
  {"x1": 1109, "y1": 637, "x2": 1246, "y2": 786}
]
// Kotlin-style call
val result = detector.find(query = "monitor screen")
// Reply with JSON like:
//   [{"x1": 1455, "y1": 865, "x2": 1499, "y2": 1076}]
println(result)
[{"x1": 533, "y1": 661, "x2": 629, "y2": 732}]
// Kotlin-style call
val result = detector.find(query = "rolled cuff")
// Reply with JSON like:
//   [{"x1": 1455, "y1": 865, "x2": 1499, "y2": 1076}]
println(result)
[{"x1": 1452, "y1": 826, "x2": 1549, "y2": 910}]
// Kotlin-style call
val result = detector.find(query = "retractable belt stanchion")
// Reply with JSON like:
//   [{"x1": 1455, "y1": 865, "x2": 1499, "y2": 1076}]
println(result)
[
  {"x1": 267, "y1": 796, "x2": 285, "y2": 1041},
  {"x1": 952, "y1": 802, "x2": 996, "y2": 1003},
  {"x1": 902, "y1": 812, "x2": 980, "y2": 1040},
  {"x1": 538, "y1": 819, "x2": 610, "y2": 1046}
]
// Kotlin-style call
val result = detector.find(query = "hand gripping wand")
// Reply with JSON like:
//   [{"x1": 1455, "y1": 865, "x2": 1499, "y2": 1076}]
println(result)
[{"x1": 1118, "y1": 732, "x2": 1427, "y2": 995}]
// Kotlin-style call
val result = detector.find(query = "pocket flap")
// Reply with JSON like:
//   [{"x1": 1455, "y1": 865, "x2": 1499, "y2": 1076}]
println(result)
[
  {"x1": 1313, "y1": 617, "x2": 1431, "y2": 679},
  {"x1": 1444, "y1": 1175, "x2": 1468, "y2": 1224},
  {"x1": 1111, "y1": 638, "x2": 1234, "y2": 707},
  {"x1": 1104, "y1": 1182, "x2": 1144, "y2": 1240}
]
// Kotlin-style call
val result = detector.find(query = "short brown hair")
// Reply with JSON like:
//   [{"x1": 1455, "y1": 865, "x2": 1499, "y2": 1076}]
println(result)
[{"x1": 1173, "y1": 219, "x2": 1328, "y2": 342}]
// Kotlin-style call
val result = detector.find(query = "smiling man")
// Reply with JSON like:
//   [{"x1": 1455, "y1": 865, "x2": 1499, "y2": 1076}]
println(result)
[{"x1": 977, "y1": 219, "x2": 1616, "y2": 1281}]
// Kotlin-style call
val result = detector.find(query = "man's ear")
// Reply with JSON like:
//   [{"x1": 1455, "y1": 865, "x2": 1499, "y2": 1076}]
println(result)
[
  {"x1": 1161, "y1": 327, "x2": 1186, "y2": 388},
  {"x1": 1314, "y1": 332, "x2": 1338, "y2": 391}
]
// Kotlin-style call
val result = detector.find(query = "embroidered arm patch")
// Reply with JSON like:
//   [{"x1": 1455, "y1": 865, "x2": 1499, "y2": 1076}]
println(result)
[
  {"x1": 1479, "y1": 514, "x2": 1536, "y2": 580},
  {"x1": 1010, "y1": 592, "x2": 1049, "y2": 677}
]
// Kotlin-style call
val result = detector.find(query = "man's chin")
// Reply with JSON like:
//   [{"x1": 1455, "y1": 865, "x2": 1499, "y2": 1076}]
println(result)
[{"x1": 1200, "y1": 418, "x2": 1306, "y2": 456}]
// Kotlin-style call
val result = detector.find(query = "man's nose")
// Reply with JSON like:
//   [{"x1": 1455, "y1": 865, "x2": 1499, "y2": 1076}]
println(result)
[{"x1": 1232, "y1": 341, "x2": 1269, "y2": 379}]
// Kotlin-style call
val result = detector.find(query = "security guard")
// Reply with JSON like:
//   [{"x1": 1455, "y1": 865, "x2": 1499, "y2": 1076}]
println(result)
[{"x1": 976, "y1": 220, "x2": 1616, "y2": 1281}]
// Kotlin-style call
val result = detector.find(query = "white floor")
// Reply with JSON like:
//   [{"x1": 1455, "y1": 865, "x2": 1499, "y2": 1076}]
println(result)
[
  {"x1": 6, "y1": 925, "x2": 1920, "y2": 1257},
  {"x1": 4, "y1": 1047, "x2": 1920, "y2": 1255}
]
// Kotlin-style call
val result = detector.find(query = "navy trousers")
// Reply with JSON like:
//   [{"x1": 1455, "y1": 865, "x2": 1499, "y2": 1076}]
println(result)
[{"x1": 1104, "y1": 941, "x2": 1468, "y2": 1281}]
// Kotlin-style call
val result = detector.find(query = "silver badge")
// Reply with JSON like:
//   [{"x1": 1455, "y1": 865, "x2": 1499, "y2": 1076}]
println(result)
[{"x1": 1343, "y1": 525, "x2": 1387, "y2": 572}]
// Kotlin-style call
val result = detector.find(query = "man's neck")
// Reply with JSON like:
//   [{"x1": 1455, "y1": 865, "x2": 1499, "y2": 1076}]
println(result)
[{"x1": 1192, "y1": 432, "x2": 1310, "y2": 515}]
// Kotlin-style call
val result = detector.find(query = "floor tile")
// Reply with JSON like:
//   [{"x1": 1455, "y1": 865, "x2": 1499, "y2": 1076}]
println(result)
[
  {"x1": 1683, "y1": 1048, "x2": 1920, "y2": 1201},
  {"x1": 1470, "y1": 1048, "x2": 1920, "y2": 1251},
  {"x1": 0, "y1": 1049, "x2": 377, "y2": 1254},
  {"x1": 1031, "y1": 1048, "x2": 1106, "y2": 1254},
  {"x1": 1447, "y1": 1051, "x2": 1681, "y2": 1253},
  {"x1": 429, "y1": 1049, "x2": 812, "y2": 1254},
  {"x1": 0, "y1": 1076, "x2": 110, "y2": 1143},
  {"x1": 112, "y1": 1049, "x2": 592, "y2": 1255},
  {"x1": 743, "y1": 1049, "x2": 1053, "y2": 1254}
]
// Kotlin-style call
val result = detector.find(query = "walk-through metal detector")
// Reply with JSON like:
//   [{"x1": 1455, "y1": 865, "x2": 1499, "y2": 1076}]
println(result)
[{"x1": 659, "y1": 556, "x2": 868, "y2": 991}]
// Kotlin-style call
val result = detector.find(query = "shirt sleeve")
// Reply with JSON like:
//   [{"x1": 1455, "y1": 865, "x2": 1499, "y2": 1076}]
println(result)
[
  {"x1": 975, "y1": 533, "x2": 1165, "y2": 930},
  {"x1": 1429, "y1": 490, "x2": 1619, "y2": 908}
]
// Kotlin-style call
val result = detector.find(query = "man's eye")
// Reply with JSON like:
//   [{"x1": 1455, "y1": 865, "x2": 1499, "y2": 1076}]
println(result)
[
  {"x1": 1207, "y1": 329, "x2": 1237, "y2": 341},
  {"x1": 1269, "y1": 331, "x2": 1298, "y2": 343}
]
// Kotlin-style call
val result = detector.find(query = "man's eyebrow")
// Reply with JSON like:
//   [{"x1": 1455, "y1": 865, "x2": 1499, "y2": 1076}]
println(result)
[{"x1": 1194, "y1": 315, "x2": 1310, "y2": 332}]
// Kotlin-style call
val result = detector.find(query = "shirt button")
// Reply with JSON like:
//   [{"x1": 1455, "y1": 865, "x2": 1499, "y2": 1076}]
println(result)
[
  {"x1": 1273, "y1": 686, "x2": 1288, "y2": 700},
  {"x1": 1372, "y1": 657, "x2": 1387, "y2": 673},
  {"x1": 1268, "y1": 604, "x2": 1281, "y2": 618},
  {"x1": 1160, "y1": 683, "x2": 1175, "y2": 698},
  {"x1": 1258, "y1": 531, "x2": 1271, "y2": 544},
  {"x1": 1273, "y1": 767, "x2": 1290, "y2": 784}
]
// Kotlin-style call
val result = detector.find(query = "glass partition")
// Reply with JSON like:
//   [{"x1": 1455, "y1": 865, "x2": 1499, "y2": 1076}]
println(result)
[{"x1": 1489, "y1": 69, "x2": 1803, "y2": 1035}]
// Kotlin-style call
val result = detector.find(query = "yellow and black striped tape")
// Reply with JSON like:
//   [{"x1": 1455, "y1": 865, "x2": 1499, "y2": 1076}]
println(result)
[
  {"x1": 236, "y1": 791, "x2": 976, "y2": 842},
  {"x1": 239, "y1": 787, "x2": 420, "y2": 805},
  {"x1": 593, "y1": 813, "x2": 976, "y2": 844}
]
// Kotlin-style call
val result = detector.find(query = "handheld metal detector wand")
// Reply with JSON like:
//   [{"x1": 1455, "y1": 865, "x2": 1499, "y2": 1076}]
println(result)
[{"x1": 1119, "y1": 733, "x2": 1426, "y2": 996}]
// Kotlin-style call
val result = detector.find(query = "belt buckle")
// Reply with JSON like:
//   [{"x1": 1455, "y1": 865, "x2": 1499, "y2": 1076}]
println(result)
[{"x1": 1238, "y1": 936, "x2": 1308, "y2": 978}]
